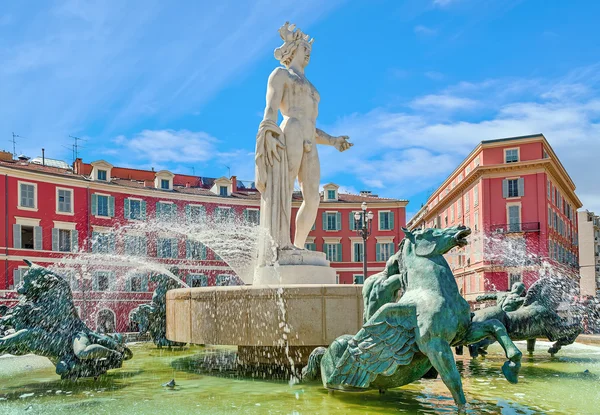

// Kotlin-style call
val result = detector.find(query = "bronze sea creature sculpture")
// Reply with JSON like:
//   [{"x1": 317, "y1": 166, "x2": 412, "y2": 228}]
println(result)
[
  {"x1": 303, "y1": 226, "x2": 522, "y2": 411},
  {"x1": 468, "y1": 278, "x2": 582, "y2": 357},
  {"x1": 130, "y1": 273, "x2": 186, "y2": 348},
  {"x1": 0, "y1": 261, "x2": 132, "y2": 379}
]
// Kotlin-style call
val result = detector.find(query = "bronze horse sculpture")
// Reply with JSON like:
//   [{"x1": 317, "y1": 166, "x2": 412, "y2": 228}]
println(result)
[
  {"x1": 0, "y1": 261, "x2": 132, "y2": 379},
  {"x1": 468, "y1": 278, "x2": 582, "y2": 357},
  {"x1": 302, "y1": 226, "x2": 522, "y2": 411}
]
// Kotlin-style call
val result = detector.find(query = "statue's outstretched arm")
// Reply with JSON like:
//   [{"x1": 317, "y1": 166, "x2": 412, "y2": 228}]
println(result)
[
  {"x1": 315, "y1": 128, "x2": 352, "y2": 152},
  {"x1": 476, "y1": 294, "x2": 497, "y2": 302}
]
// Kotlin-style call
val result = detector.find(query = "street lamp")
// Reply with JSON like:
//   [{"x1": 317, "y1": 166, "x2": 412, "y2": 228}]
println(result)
[{"x1": 354, "y1": 202, "x2": 374, "y2": 282}]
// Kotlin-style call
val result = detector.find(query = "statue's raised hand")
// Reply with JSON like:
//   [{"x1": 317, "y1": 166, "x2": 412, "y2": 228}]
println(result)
[
  {"x1": 334, "y1": 136, "x2": 352, "y2": 152},
  {"x1": 265, "y1": 131, "x2": 286, "y2": 166}
]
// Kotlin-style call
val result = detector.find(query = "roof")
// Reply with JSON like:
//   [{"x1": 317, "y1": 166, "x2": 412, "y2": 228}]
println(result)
[
  {"x1": 481, "y1": 133, "x2": 544, "y2": 145},
  {"x1": 30, "y1": 157, "x2": 72, "y2": 170},
  {"x1": 0, "y1": 158, "x2": 407, "y2": 205}
]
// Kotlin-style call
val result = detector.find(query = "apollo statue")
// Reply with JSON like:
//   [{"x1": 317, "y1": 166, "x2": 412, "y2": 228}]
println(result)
[{"x1": 255, "y1": 22, "x2": 352, "y2": 267}]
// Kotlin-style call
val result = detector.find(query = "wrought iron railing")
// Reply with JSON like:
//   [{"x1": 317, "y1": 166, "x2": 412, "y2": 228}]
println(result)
[{"x1": 490, "y1": 222, "x2": 540, "y2": 233}]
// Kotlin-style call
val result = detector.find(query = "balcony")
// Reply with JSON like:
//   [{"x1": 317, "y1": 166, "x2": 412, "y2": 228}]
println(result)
[{"x1": 490, "y1": 222, "x2": 540, "y2": 234}]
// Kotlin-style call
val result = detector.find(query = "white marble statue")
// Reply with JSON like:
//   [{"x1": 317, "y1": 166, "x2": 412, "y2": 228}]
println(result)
[{"x1": 255, "y1": 22, "x2": 352, "y2": 267}]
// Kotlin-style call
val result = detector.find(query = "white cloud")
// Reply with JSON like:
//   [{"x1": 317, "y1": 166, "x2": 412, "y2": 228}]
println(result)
[
  {"x1": 414, "y1": 25, "x2": 437, "y2": 36},
  {"x1": 116, "y1": 129, "x2": 217, "y2": 164},
  {"x1": 411, "y1": 94, "x2": 479, "y2": 111}
]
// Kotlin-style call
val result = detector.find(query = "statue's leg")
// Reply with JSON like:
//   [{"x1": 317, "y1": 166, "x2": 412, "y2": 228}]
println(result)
[
  {"x1": 527, "y1": 339, "x2": 536, "y2": 353},
  {"x1": 421, "y1": 338, "x2": 466, "y2": 409},
  {"x1": 73, "y1": 332, "x2": 121, "y2": 361},
  {"x1": 294, "y1": 146, "x2": 321, "y2": 248},
  {"x1": 464, "y1": 320, "x2": 521, "y2": 383}
]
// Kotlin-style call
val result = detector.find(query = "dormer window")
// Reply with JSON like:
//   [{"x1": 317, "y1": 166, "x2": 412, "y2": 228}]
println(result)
[
  {"x1": 323, "y1": 183, "x2": 339, "y2": 201},
  {"x1": 90, "y1": 160, "x2": 114, "y2": 182},
  {"x1": 210, "y1": 177, "x2": 233, "y2": 197},
  {"x1": 154, "y1": 170, "x2": 174, "y2": 191}
]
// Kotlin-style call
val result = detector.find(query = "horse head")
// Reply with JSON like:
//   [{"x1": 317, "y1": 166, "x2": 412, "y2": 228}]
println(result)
[{"x1": 401, "y1": 225, "x2": 471, "y2": 257}]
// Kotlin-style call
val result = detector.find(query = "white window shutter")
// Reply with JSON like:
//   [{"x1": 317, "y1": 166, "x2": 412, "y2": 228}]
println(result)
[
  {"x1": 171, "y1": 239, "x2": 178, "y2": 258},
  {"x1": 52, "y1": 228, "x2": 59, "y2": 251},
  {"x1": 517, "y1": 178, "x2": 525, "y2": 197},
  {"x1": 34, "y1": 226, "x2": 43, "y2": 250},
  {"x1": 336, "y1": 212, "x2": 341, "y2": 230},
  {"x1": 71, "y1": 230, "x2": 79, "y2": 252},
  {"x1": 13, "y1": 224, "x2": 21, "y2": 248},
  {"x1": 502, "y1": 179, "x2": 508, "y2": 198}
]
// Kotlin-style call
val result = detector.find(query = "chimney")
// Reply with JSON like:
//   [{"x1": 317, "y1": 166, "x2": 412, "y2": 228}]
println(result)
[
  {"x1": 360, "y1": 190, "x2": 372, "y2": 197},
  {"x1": 73, "y1": 157, "x2": 83, "y2": 174},
  {"x1": 42, "y1": 148, "x2": 45, "y2": 166},
  {"x1": 231, "y1": 175, "x2": 237, "y2": 192},
  {"x1": 185, "y1": 182, "x2": 190, "y2": 188}
]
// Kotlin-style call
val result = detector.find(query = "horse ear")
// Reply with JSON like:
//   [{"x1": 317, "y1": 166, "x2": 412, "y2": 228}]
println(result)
[
  {"x1": 414, "y1": 238, "x2": 436, "y2": 257},
  {"x1": 401, "y1": 227, "x2": 415, "y2": 244},
  {"x1": 23, "y1": 259, "x2": 33, "y2": 267}
]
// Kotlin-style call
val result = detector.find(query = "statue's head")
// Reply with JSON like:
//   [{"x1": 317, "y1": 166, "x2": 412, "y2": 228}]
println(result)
[
  {"x1": 401, "y1": 225, "x2": 471, "y2": 257},
  {"x1": 274, "y1": 22, "x2": 313, "y2": 68},
  {"x1": 18, "y1": 260, "x2": 73, "y2": 302},
  {"x1": 511, "y1": 282, "x2": 526, "y2": 295}
]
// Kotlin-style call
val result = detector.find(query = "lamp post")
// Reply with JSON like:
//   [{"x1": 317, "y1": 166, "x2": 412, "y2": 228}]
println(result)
[{"x1": 354, "y1": 202, "x2": 374, "y2": 282}]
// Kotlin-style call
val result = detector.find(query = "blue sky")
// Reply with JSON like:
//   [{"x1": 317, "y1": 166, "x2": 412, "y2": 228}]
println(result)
[{"x1": 1, "y1": 0, "x2": 599, "y2": 218}]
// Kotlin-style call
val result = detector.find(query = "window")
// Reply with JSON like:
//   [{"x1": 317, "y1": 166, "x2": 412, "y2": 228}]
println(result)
[
  {"x1": 474, "y1": 212, "x2": 479, "y2": 232},
  {"x1": 125, "y1": 235, "x2": 147, "y2": 256},
  {"x1": 156, "y1": 202, "x2": 177, "y2": 221},
  {"x1": 376, "y1": 242, "x2": 395, "y2": 261},
  {"x1": 351, "y1": 213, "x2": 363, "y2": 231},
  {"x1": 464, "y1": 192, "x2": 470, "y2": 212},
  {"x1": 188, "y1": 274, "x2": 208, "y2": 288},
  {"x1": 219, "y1": 186, "x2": 228, "y2": 196},
  {"x1": 457, "y1": 198, "x2": 462, "y2": 218},
  {"x1": 161, "y1": 179, "x2": 170, "y2": 190},
  {"x1": 124, "y1": 198, "x2": 146, "y2": 220},
  {"x1": 244, "y1": 209, "x2": 260, "y2": 225},
  {"x1": 57, "y1": 189, "x2": 73, "y2": 213},
  {"x1": 379, "y1": 211, "x2": 394, "y2": 230},
  {"x1": 505, "y1": 149, "x2": 519, "y2": 163},
  {"x1": 305, "y1": 242, "x2": 316, "y2": 251},
  {"x1": 324, "y1": 212, "x2": 340, "y2": 231},
  {"x1": 327, "y1": 190, "x2": 336, "y2": 200},
  {"x1": 547, "y1": 180, "x2": 551, "y2": 199},
  {"x1": 157, "y1": 238, "x2": 177, "y2": 258},
  {"x1": 450, "y1": 205, "x2": 455, "y2": 223},
  {"x1": 128, "y1": 274, "x2": 148, "y2": 292},
  {"x1": 503, "y1": 178, "x2": 524, "y2": 198},
  {"x1": 353, "y1": 275, "x2": 365, "y2": 284},
  {"x1": 508, "y1": 205, "x2": 521, "y2": 232},
  {"x1": 473, "y1": 186, "x2": 479, "y2": 207},
  {"x1": 95, "y1": 195, "x2": 111, "y2": 217},
  {"x1": 186, "y1": 239, "x2": 207, "y2": 260},
  {"x1": 548, "y1": 207, "x2": 552, "y2": 227},
  {"x1": 19, "y1": 183, "x2": 35, "y2": 208},
  {"x1": 97, "y1": 169, "x2": 107, "y2": 181},
  {"x1": 353, "y1": 242, "x2": 364, "y2": 262},
  {"x1": 214, "y1": 207, "x2": 232, "y2": 222},
  {"x1": 324, "y1": 243, "x2": 342, "y2": 262},
  {"x1": 216, "y1": 274, "x2": 232, "y2": 286},
  {"x1": 93, "y1": 271, "x2": 113, "y2": 291},
  {"x1": 186, "y1": 205, "x2": 206, "y2": 223},
  {"x1": 13, "y1": 224, "x2": 42, "y2": 250},
  {"x1": 58, "y1": 229, "x2": 72, "y2": 252},
  {"x1": 92, "y1": 232, "x2": 115, "y2": 254}
]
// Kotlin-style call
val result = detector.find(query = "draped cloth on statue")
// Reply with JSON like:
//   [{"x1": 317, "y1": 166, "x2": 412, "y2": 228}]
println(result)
[{"x1": 255, "y1": 120, "x2": 292, "y2": 266}]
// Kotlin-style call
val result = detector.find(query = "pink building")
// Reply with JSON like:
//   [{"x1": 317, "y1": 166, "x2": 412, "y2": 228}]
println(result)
[{"x1": 407, "y1": 134, "x2": 582, "y2": 302}]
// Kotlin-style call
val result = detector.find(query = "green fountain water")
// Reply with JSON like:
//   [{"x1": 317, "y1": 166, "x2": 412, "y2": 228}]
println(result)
[{"x1": 1, "y1": 340, "x2": 598, "y2": 414}]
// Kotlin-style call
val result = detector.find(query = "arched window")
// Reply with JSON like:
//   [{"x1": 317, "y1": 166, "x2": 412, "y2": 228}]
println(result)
[{"x1": 96, "y1": 309, "x2": 116, "y2": 333}]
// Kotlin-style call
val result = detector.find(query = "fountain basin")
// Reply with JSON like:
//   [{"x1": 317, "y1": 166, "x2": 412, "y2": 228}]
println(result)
[{"x1": 166, "y1": 285, "x2": 364, "y2": 364}]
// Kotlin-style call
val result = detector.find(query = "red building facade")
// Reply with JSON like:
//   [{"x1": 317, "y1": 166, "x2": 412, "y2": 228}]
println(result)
[
  {"x1": 407, "y1": 134, "x2": 581, "y2": 302},
  {"x1": 0, "y1": 154, "x2": 407, "y2": 332}
]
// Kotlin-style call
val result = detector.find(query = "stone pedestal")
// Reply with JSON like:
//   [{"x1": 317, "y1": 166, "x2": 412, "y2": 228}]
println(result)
[{"x1": 254, "y1": 250, "x2": 336, "y2": 285}]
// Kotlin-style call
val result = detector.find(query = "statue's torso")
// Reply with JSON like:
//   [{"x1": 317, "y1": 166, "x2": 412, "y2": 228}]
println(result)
[{"x1": 279, "y1": 68, "x2": 320, "y2": 126}]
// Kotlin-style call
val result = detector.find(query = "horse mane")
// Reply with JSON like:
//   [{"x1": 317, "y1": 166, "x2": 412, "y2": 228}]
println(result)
[{"x1": 386, "y1": 238, "x2": 409, "y2": 292}]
